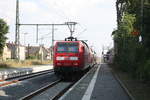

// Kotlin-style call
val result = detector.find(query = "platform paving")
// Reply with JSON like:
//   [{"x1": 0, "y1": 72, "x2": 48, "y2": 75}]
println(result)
[
  {"x1": 0, "y1": 64, "x2": 53, "y2": 80},
  {"x1": 89, "y1": 64, "x2": 130, "y2": 100},
  {"x1": 60, "y1": 64, "x2": 131, "y2": 100},
  {"x1": 0, "y1": 63, "x2": 132, "y2": 100}
]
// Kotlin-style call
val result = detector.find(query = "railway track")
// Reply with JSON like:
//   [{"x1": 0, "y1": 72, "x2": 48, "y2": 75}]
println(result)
[
  {"x1": 19, "y1": 79, "x2": 77, "y2": 100},
  {"x1": 0, "y1": 69, "x2": 54, "y2": 87},
  {"x1": 18, "y1": 75, "x2": 81, "y2": 100},
  {"x1": 19, "y1": 66, "x2": 95, "y2": 100},
  {"x1": 0, "y1": 64, "x2": 134, "y2": 100},
  {"x1": 20, "y1": 79, "x2": 61, "y2": 100}
]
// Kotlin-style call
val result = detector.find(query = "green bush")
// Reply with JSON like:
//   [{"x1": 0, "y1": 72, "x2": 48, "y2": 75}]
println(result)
[
  {"x1": 143, "y1": 59, "x2": 150, "y2": 80},
  {"x1": 26, "y1": 55, "x2": 37, "y2": 59},
  {"x1": 114, "y1": 0, "x2": 150, "y2": 82}
]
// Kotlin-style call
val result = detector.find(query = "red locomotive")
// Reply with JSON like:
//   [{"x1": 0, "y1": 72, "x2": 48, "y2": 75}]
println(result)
[{"x1": 53, "y1": 37, "x2": 96, "y2": 77}]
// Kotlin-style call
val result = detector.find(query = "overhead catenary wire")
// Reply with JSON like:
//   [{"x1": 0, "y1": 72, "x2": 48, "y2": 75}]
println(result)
[
  {"x1": 76, "y1": 23, "x2": 87, "y2": 38},
  {"x1": 15, "y1": 0, "x2": 81, "y2": 61},
  {"x1": 52, "y1": 1, "x2": 71, "y2": 22}
]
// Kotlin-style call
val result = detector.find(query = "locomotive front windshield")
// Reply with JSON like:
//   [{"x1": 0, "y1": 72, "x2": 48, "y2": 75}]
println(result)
[{"x1": 57, "y1": 42, "x2": 79, "y2": 53}]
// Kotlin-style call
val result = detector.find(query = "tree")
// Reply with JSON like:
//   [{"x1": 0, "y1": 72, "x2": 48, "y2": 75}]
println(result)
[
  {"x1": 113, "y1": 13, "x2": 137, "y2": 72},
  {"x1": 115, "y1": 0, "x2": 150, "y2": 80},
  {"x1": 0, "y1": 19, "x2": 9, "y2": 55}
]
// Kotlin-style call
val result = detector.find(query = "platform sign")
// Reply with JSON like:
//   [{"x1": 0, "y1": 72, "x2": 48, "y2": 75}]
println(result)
[{"x1": 131, "y1": 29, "x2": 140, "y2": 36}]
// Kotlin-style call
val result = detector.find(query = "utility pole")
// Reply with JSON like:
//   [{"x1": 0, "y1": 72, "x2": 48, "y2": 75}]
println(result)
[
  {"x1": 52, "y1": 24, "x2": 54, "y2": 47},
  {"x1": 36, "y1": 25, "x2": 39, "y2": 43},
  {"x1": 140, "y1": 0, "x2": 144, "y2": 42},
  {"x1": 15, "y1": 0, "x2": 20, "y2": 60},
  {"x1": 51, "y1": 24, "x2": 54, "y2": 60}
]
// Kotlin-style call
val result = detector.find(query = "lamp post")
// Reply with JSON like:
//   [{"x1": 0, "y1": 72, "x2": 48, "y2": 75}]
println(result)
[{"x1": 140, "y1": 0, "x2": 144, "y2": 42}]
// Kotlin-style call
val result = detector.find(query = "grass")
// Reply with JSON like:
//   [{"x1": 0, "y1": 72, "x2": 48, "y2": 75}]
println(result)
[
  {"x1": 110, "y1": 64, "x2": 150, "y2": 100},
  {"x1": 0, "y1": 59, "x2": 52, "y2": 69}
]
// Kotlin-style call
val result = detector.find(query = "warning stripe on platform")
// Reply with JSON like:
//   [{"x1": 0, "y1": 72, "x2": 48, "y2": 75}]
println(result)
[{"x1": 0, "y1": 80, "x2": 19, "y2": 87}]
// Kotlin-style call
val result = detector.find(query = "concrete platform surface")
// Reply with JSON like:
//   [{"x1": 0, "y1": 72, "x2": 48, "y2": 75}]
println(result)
[
  {"x1": 0, "y1": 64, "x2": 53, "y2": 80},
  {"x1": 87, "y1": 64, "x2": 130, "y2": 100},
  {"x1": 60, "y1": 64, "x2": 131, "y2": 100}
]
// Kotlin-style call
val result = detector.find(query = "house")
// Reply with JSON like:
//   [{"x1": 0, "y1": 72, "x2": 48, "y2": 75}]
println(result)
[
  {"x1": 39, "y1": 46, "x2": 51, "y2": 60},
  {"x1": 26, "y1": 45, "x2": 51, "y2": 60},
  {"x1": 2, "y1": 43, "x2": 51, "y2": 61},
  {"x1": 2, "y1": 42, "x2": 26, "y2": 60},
  {"x1": 2, "y1": 44, "x2": 11, "y2": 60}
]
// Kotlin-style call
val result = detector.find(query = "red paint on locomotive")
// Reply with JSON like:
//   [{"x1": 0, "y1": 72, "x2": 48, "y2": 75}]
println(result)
[{"x1": 53, "y1": 40, "x2": 94, "y2": 76}]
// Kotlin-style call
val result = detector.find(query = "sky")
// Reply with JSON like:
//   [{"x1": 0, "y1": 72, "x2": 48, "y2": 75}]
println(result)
[{"x1": 0, "y1": 0, "x2": 117, "y2": 56}]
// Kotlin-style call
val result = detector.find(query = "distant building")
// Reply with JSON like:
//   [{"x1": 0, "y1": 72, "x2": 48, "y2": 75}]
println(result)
[
  {"x1": 103, "y1": 48, "x2": 114, "y2": 64},
  {"x1": 39, "y1": 46, "x2": 51, "y2": 60},
  {"x1": 26, "y1": 45, "x2": 51, "y2": 60},
  {"x1": 2, "y1": 42, "x2": 25, "y2": 60},
  {"x1": 2, "y1": 44, "x2": 11, "y2": 60},
  {"x1": 2, "y1": 43, "x2": 51, "y2": 61}
]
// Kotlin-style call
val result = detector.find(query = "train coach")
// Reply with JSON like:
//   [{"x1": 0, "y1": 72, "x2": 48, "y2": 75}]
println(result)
[{"x1": 53, "y1": 37, "x2": 96, "y2": 77}]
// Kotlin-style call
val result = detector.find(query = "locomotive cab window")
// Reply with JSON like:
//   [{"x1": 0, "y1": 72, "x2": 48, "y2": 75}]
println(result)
[{"x1": 57, "y1": 42, "x2": 79, "y2": 53}]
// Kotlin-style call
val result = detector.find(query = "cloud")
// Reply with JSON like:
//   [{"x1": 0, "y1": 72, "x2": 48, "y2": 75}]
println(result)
[
  {"x1": 20, "y1": 1, "x2": 39, "y2": 13},
  {"x1": 0, "y1": 0, "x2": 16, "y2": 24},
  {"x1": 0, "y1": 0, "x2": 116, "y2": 54},
  {"x1": 42, "y1": 0, "x2": 111, "y2": 20}
]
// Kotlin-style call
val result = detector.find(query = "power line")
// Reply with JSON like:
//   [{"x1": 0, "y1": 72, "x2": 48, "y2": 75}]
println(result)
[{"x1": 15, "y1": 0, "x2": 78, "y2": 61}]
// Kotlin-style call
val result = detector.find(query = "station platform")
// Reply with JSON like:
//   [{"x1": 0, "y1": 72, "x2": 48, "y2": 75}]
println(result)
[
  {"x1": 0, "y1": 63, "x2": 132, "y2": 100},
  {"x1": 60, "y1": 64, "x2": 131, "y2": 100},
  {"x1": 89, "y1": 64, "x2": 130, "y2": 100},
  {"x1": 0, "y1": 64, "x2": 53, "y2": 80}
]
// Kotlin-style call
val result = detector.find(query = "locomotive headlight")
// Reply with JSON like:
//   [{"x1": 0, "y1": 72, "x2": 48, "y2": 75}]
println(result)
[
  {"x1": 56, "y1": 57, "x2": 65, "y2": 60},
  {"x1": 70, "y1": 57, "x2": 78, "y2": 60}
]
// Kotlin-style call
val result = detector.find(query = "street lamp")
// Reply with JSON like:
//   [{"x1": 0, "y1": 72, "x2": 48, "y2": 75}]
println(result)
[{"x1": 140, "y1": 0, "x2": 144, "y2": 42}]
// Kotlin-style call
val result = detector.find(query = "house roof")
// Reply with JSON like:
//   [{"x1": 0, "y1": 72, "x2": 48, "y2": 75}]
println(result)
[
  {"x1": 26, "y1": 46, "x2": 51, "y2": 55},
  {"x1": 6, "y1": 43, "x2": 25, "y2": 48},
  {"x1": 5, "y1": 42, "x2": 51, "y2": 55},
  {"x1": 42, "y1": 47, "x2": 50, "y2": 53},
  {"x1": 6, "y1": 43, "x2": 16, "y2": 50},
  {"x1": 26, "y1": 46, "x2": 40, "y2": 55}
]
